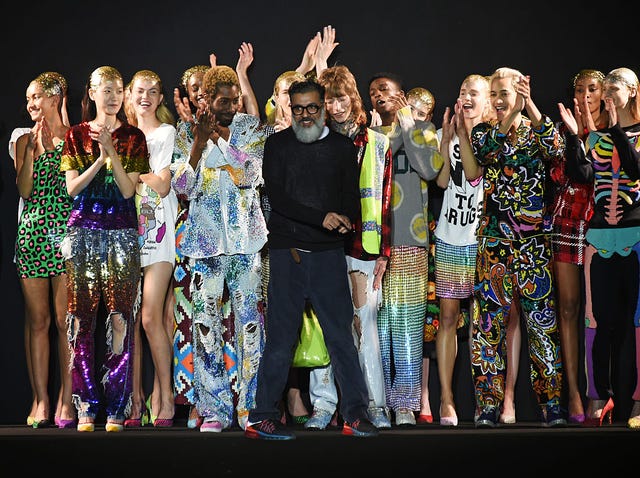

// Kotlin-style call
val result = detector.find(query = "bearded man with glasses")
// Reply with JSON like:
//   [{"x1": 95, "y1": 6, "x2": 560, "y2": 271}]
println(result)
[{"x1": 245, "y1": 80, "x2": 378, "y2": 440}]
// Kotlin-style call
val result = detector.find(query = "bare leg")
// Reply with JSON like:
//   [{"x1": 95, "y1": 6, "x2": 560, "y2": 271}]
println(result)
[
  {"x1": 24, "y1": 317, "x2": 36, "y2": 424},
  {"x1": 141, "y1": 262, "x2": 175, "y2": 422},
  {"x1": 435, "y1": 297, "x2": 459, "y2": 422},
  {"x1": 21, "y1": 277, "x2": 52, "y2": 425},
  {"x1": 420, "y1": 357, "x2": 432, "y2": 418},
  {"x1": 287, "y1": 385, "x2": 309, "y2": 416},
  {"x1": 129, "y1": 306, "x2": 145, "y2": 421},
  {"x1": 554, "y1": 260, "x2": 585, "y2": 421},
  {"x1": 501, "y1": 301, "x2": 521, "y2": 423},
  {"x1": 286, "y1": 368, "x2": 309, "y2": 422},
  {"x1": 52, "y1": 275, "x2": 75, "y2": 422},
  {"x1": 163, "y1": 281, "x2": 176, "y2": 361}
]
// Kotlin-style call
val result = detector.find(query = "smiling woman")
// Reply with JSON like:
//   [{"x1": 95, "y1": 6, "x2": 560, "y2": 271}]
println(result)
[
  {"x1": 14, "y1": 72, "x2": 74, "y2": 430},
  {"x1": 124, "y1": 69, "x2": 177, "y2": 430}
]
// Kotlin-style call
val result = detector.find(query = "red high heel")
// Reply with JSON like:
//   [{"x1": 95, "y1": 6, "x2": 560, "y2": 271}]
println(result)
[
  {"x1": 583, "y1": 398, "x2": 614, "y2": 427},
  {"x1": 416, "y1": 414, "x2": 433, "y2": 424},
  {"x1": 124, "y1": 401, "x2": 147, "y2": 428}
]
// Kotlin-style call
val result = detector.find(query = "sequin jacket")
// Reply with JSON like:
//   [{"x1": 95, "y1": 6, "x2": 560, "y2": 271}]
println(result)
[
  {"x1": 171, "y1": 113, "x2": 274, "y2": 258},
  {"x1": 61, "y1": 122, "x2": 149, "y2": 230}
]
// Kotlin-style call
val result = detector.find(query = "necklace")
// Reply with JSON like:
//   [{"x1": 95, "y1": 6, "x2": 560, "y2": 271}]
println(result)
[{"x1": 92, "y1": 120, "x2": 117, "y2": 132}]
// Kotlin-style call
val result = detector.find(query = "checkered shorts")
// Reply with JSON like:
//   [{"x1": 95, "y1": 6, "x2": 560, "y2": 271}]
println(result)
[{"x1": 551, "y1": 218, "x2": 588, "y2": 265}]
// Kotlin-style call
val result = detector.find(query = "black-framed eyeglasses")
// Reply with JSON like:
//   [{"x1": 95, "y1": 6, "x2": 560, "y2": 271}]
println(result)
[{"x1": 291, "y1": 103, "x2": 321, "y2": 116}]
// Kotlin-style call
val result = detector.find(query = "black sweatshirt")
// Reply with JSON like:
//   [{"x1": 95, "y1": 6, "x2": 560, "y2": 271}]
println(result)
[{"x1": 262, "y1": 127, "x2": 360, "y2": 251}]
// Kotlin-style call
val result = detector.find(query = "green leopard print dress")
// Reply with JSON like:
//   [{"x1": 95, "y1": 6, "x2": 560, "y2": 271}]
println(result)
[{"x1": 15, "y1": 141, "x2": 72, "y2": 278}]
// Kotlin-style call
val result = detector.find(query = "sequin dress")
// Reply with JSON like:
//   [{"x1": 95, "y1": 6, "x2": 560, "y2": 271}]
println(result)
[{"x1": 15, "y1": 141, "x2": 72, "y2": 278}]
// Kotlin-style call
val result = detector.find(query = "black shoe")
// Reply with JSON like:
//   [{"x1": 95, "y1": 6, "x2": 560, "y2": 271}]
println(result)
[
  {"x1": 245, "y1": 419, "x2": 296, "y2": 440},
  {"x1": 475, "y1": 406, "x2": 499, "y2": 429},
  {"x1": 545, "y1": 404, "x2": 567, "y2": 428},
  {"x1": 342, "y1": 418, "x2": 379, "y2": 437}
]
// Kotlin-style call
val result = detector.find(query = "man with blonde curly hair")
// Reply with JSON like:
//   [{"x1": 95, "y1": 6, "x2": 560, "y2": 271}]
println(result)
[{"x1": 171, "y1": 65, "x2": 275, "y2": 433}]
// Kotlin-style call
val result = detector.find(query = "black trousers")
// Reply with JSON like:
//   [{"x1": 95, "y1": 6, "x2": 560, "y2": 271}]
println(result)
[{"x1": 249, "y1": 247, "x2": 370, "y2": 423}]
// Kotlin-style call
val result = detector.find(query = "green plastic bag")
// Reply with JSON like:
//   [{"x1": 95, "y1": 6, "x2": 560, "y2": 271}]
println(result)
[{"x1": 292, "y1": 302, "x2": 330, "y2": 368}]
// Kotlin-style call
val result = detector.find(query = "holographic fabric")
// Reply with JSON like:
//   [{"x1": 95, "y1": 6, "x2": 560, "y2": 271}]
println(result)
[
  {"x1": 65, "y1": 227, "x2": 141, "y2": 420},
  {"x1": 190, "y1": 254, "x2": 265, "y2": 428},
  {"x1": 62, "y1": 121, "x2": 148, "y2": 421},
  {"x1": 378, "y1": 245, "x2": 427, "y2": 412}
]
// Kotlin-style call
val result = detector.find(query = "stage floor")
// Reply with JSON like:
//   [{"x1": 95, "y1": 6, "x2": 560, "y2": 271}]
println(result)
[{"x1": 1, "y1": 419, "x2": 635, "y2": 477}]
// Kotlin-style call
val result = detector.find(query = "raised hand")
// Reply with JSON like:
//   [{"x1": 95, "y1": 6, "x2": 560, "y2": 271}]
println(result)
[
  {"x1": 572, "y1": 97, "x2": 586, "y2": 135},
  {"x1": 387, "y1": 92, "x2": 408, "y2": 114},
  {"x1": 26, "y1": 121, "x2": 41, "y2": 152},
  {"x1": 454, "y1": 99, "x2": 469, "y2": 137},
  {"x1": 576, "y1": 95, "x2": 598, "y2": 134},
  {"x1": 370, "y1": 109, "x2": 382, "y2": 127},
  {"x1": 274, "y1": 103, "x2": 291, "y2": 132},
  {"x1": 514, "y1": 75, "x2": 530, "y2": 112},
  {"x1": 558, "y1": 102, "x2": 578, "y2": 135},
  {"x1": 441, "y1": 106, "x2": 454, "y2": 143},
  {"x1": 174, "y1": 87, "x2": 194, "y2": 124},
  {"x1": 296, "y1": 34, "x2": 320, "y2": 74},
  {"x1": 193, "y1": 103, "x2": 221, "y2": 144},
  {"x1": 236, "y1": 42, "x2": 254, "y2": 74},
  {"x1": 315, "y1": 25, "x2": 339, "y2": 74},
  {"x1": 604, "y1": 97, "x2": 617, "y2": 127},
  {"x1": 209, "y1": 52, "x2": 217, "y2": 68},
  {"x1": 88, "y1": 122, "x2": 114, "y2": 146},
  {"x1": 39, "y1": 117, "x2": 54, "y2": 151}
]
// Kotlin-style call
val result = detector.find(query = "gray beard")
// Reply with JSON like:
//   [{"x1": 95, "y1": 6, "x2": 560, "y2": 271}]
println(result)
[{"x1": 291, "y1": 109, "x2": 326, "y2": 143}]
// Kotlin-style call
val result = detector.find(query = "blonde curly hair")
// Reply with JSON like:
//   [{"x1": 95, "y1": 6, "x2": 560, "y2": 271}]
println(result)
[{"x1": 202, "y1": 65, "x2": 240, "y2": 99}]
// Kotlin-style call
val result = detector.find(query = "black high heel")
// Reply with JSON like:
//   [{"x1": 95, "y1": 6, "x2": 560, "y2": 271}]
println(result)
[{"x1": 32, "y1": 418, "x2": 51, "y2": 429}]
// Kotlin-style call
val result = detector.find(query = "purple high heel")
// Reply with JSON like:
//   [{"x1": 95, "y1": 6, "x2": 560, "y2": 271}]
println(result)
[
  {"x1": 569, "y1": 413, "x2": 585, "y2": 424},
  {"x1": 55, "y1": 416, "x2": 78, "y2": 429}
]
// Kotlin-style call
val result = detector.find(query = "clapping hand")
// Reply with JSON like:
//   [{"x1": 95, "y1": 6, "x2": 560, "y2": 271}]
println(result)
[
  {"x1": 557, "y1": 102, "x2": 578, "y2": 136},
  {"x1": 174, "y1": 87, "x2": 195, "y2": 124},
  {"x1": 604, "y1": 97, "x2": 617, "y2": 127}
]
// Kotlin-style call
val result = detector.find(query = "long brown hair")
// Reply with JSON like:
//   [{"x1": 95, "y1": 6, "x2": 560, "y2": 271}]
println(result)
[{"x1": 318, "y1": 65, "x2": 367, "y2": 128}]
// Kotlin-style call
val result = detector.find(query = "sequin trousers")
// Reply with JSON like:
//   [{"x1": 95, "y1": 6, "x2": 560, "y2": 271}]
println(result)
[
  {"x1": 378, "y1": 245, "x2": 428, "y2": 412},
  {"x1": 172, "y1": 204, "x2": 242, "y2": 411},
  {"x1": 65, "y1": 227, "x2": 140, "y2": 420}
]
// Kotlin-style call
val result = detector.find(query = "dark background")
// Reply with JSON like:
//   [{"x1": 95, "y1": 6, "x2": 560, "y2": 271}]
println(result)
[{"x1": 0, "y1": 0, "x2": 636, "y2": 424}]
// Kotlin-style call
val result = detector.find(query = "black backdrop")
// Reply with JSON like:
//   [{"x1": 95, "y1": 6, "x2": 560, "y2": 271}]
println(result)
[{"x1": 0, "y1": 0, "x2": 636, "y2": 424}]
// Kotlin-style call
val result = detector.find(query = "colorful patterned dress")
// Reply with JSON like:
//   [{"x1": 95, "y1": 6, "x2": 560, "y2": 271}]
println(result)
[{"x1": 16, "y1": 141, "x2": 72, "y2": 278}]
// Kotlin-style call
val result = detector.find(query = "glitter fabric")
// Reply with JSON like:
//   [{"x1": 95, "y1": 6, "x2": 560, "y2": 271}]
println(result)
[
  {"x1": 406, "y1": 87, "x2": 434, "y2": 116},
  {"x1": 66, "y1": 227, "x2": 141, "y2": 420},
  {"x1": 61, "y1": 122, "x2": 149, "y2": 230},
  {"x1": 378, "y1": 245, "x2": 428, "y2": 411},
  {"x1": 171, "y1": 114, "x2": 272, "y2": 258},
  {"x1": 434, "y1": 238, "x2": 476, "y2": 299},
  {"x1": 62, "y1": 117, "x2": 149, "y2": 421},
  {"x1": 171, "y1": 120, "x2": 196, "y2": 406},
  {"x1": 190, "y1": 254, "x2": 265, "y2": 428},
  {"x1": 171, "y1": 112, "x2": 272, "y2": 428}
]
